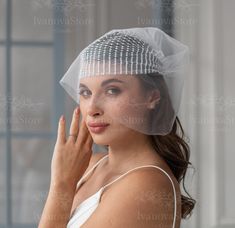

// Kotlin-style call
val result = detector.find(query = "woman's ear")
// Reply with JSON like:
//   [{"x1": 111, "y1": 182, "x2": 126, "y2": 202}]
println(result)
[{"x1": 147, "y1": 89, "x2": 161, "y2": 109}]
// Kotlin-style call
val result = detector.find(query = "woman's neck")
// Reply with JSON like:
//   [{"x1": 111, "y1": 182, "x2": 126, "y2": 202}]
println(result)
[{"x1": 103, "y1": 134, "x2": 163, "y2": 174}]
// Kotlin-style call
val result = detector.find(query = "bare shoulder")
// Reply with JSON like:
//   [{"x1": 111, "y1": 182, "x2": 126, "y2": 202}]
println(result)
[{"x1": 81, "y1": 166, "x2": 181, "y2": 228}]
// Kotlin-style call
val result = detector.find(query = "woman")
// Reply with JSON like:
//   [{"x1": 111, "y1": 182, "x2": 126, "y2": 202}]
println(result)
[{"x1": 38, "y1": 27, "x2": 196, "y2": 228}]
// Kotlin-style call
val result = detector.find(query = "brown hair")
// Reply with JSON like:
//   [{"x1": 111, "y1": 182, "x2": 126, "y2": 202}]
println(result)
[{"x1": 138, "y1": 73, "x2": 196, "y2": 218}]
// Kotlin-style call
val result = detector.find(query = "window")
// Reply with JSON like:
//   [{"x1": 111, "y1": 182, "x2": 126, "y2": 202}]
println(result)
[{"x1": 0, "y1": 0, "x2": 65, "y2": 227}]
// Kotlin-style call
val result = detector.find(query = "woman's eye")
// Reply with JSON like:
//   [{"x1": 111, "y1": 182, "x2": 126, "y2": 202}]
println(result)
[
  {"x1": 106, "y1": 88, "x2": 121, "y2": 95},
  {"x1": 79, "y1": 89, "x2": 90, "y2": 97}
]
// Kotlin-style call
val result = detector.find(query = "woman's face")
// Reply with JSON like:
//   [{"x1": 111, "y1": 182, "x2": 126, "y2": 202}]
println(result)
[{"x1": 79, "y1": 74, "x2": 151, "y2": 145}]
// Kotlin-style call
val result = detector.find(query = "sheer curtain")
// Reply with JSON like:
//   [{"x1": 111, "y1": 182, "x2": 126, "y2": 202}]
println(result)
[{"x1": 175, "y1": 0, "x2": 235, "y2": 227}]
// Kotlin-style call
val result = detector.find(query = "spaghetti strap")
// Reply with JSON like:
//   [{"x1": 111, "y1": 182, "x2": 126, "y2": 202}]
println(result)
[
  {"x1": 76, "y1": 154, "x2": 109, "y2": 189},
  {"x1": 102, "y1": 165, "x2": 177, "y2": 228}
]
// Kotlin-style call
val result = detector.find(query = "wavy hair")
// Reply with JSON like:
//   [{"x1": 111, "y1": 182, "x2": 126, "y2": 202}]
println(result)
[{"x1": 138, "y1": 73, "x2": 196, "y2": 218}]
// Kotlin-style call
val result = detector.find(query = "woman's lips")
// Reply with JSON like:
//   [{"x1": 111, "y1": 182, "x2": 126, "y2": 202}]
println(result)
[{"x1": 88, "y1": 124, "x2": 110, "y2": 133}]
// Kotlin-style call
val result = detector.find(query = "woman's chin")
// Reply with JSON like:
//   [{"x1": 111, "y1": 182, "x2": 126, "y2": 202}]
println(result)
[
  {"x1": 90, "y1": 131, "x2": 119, "y2": 146},
  {"x1": 89, "y1": 132, "x2": 110, "y2": 145}
]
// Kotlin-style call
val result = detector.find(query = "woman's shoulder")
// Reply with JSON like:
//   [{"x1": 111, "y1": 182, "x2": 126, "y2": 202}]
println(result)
[
  {"x1": 107, "y1": 163, "x2": 180, "y2": 197},
  {"x1": 82, "y1": 162, "x2": 181, "y2": 227}
]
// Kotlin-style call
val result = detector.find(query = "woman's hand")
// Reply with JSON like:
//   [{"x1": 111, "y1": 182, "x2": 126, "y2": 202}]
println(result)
[{"x1": 50, "y1": 106, "x2": 93, "y2": 190}]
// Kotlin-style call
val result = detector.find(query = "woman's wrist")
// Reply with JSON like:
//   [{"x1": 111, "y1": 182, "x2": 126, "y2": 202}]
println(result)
[
  {"x1": 49, "y1": 180, "x2": 77, "y2": 194},
  {"x1": 38, "y1": 180, "x2": 76, "y2": 227},
  {"x1": 48, "y1": 182, "x2": 77, "y2": 209}
]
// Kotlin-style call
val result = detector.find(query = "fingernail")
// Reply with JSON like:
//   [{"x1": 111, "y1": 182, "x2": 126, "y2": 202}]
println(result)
[
  {"x1": 60, "y1": 115, "x2": 65, "y2": 122},
  {"x1": 75, "y1": 107, "x2": 80, "y2": 114}
]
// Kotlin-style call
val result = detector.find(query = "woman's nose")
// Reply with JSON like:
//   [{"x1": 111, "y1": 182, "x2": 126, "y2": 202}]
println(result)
[{"x1": 86, "y1": 98, "x2": 104, "y2": 117}]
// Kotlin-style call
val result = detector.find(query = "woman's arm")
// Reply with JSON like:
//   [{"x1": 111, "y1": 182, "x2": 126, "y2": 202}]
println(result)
[
  {"x1": 38, "y1": 183, "x2": 76, "y2": 228},
  {"x1": 38, "y1": 107, "x2": 93, "y2": 227},
  {"x1": 38, "y1": 151, "x2": 108, "y2": 228}
]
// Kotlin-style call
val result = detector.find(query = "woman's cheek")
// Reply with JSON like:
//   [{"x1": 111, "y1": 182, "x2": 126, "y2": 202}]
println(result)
[{"x1": 78, "y1": 101, "x2": 86, "y2": 115}]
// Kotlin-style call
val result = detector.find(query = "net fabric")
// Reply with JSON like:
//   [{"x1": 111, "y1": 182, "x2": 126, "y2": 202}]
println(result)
[
  {"x1": 78, "y1": 31, "x2": 164, "y2": 77},
  {"x1": 59, "y1": 27, "x2": 189, "y2": 135}
]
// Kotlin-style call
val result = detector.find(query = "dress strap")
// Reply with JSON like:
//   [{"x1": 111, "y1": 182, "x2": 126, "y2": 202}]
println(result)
[
  {"x1": 76, "y1": 154, "x2": 109, "y2": 189},
  {"x1": 102, "y1": 165, "x2": 177, "y2": 228}
]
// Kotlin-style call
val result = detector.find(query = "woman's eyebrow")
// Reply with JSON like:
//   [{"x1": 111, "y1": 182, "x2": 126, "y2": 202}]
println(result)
[{"x1": 79, "y1": 78, "x2": 124, "y2": 88}]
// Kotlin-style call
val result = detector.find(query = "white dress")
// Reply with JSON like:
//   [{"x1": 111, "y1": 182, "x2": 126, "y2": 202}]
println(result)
[{"x1": 67, "y1": 154, "x2": 177, "y2": 228}]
